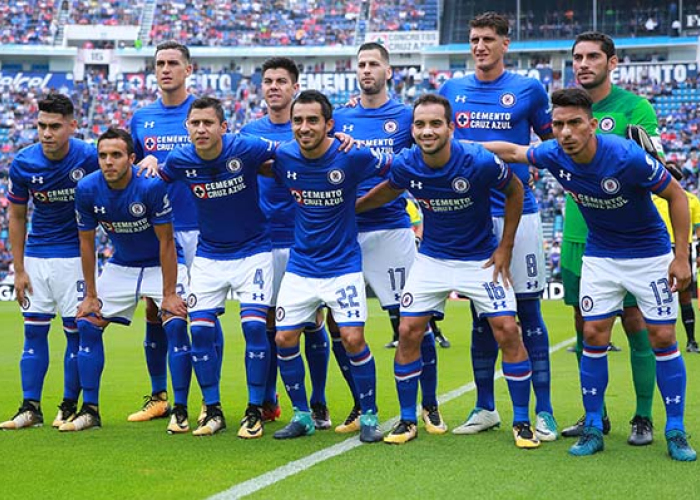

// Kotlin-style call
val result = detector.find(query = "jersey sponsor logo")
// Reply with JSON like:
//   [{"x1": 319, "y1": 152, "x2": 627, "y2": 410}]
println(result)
[
  {"x1": 129, "y1": 202, "x2": 146, "y2": 217},
  {"x1": 499, "y1": 92, "x2": 516, "y2": 108},
  {"x1": 400, "y1": 292, "x2": 414, "y2": 308},
  {"x1": 455, "y1": 111, "x2": 470, "y2": 128},
  {"x1": 327, "y1": 169, "x2": 345, "y2": 185},
  {"x1": 226, "y1": 158, "x2": 243, "y2": 174},
  {"x1": 452, "y1": 177, "x2": 470, "y2": 193},
  {"x1": 290, "y1": 188, "x2": 344, "y2": 206},
  {"x1": 600, "y1": 177, "x2": 621, "y2": 195},
  {"x1": 187, "y1": 293, "x2": 197, "y2": 308},
  {"x1": 383, "y1": 120, "x2": 398, "y2": 134},
  {"x1": 33, "y1": 191, "x2": 49, "y2": 203},
  {"x1": 598, "y1": 117, "x2": 615, "y2": 132},
  {"x1": 192, "y1": 184, "x2": 208, "y2": 199},
  {"x1": 416, "y1": 197, "x2": 473, "y2": 212},
  {"x1": 456, "y1": 111, "x2": 513, "y2": 130},
  {"x1": 31, "y1": 187, "x2": 76, "y2": 203},
  {"x1": 70, "y1": 168, "x2": 85, "y2": 182},
  {"x1": 191, "y1": 177, "x2": 247, "y2": 199},
  {"x1": 275, "y1": 306, "x2": 286, "y2": 321},
  {"x1": 144, "y1": 136, "x2": 157, "y2": 152},
  {"x1": 580, "y1": 295, "x2": 594, "y2": 312}
]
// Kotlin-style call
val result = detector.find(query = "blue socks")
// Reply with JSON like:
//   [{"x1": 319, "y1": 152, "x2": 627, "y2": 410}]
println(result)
[
  {"x1": 420, "y1": 330, "x2": 438, "y2": 407},
  {"x1": 580, "y1": 343, "x2": 609, "y2": 431},
  {"x1": 190, "y1": 314, "x2": 220, "y2": 405},
  {"x1": 471, "y1": 303, "x2": 498, "y2": 411},
  {"x1": 277, "y1": 344, "x2": 309, "y2": 412},
  {"x1": 144, "y1": 321, "x2": 168, "y2": 395},
  {"x1": 264, "y1": 328, "x2": 278, "y2": 403},
  {"x1": 241, "y1": 306, "x2": 270, "y2": 406},
  {"x1": 213, "y1": 317, "x2": 224, "y2": 381},
  {"x1": 62, "y1": 319, "x2": 81, "y2": 402},
  {"x1": 331, "y1": 332, "x2": 359, "y2": 406},
  {"x1": 163, "y1": 316, "x2": 192, "y2": 407},
  {"x1": 395, "y1": 358, "x2": 422, "y2": 423},
  {"x1": 304, "y1": 322, "x2": 330, "y2": 406},
  {"x1": 20, "y1": 317, "x2": 51, "y2": 402},
  {"x1": 502, "y1": 359, "x2": 532, "y2": 424},
  {"x1": 654, "y1": 343, "x2": 687, "y2": 433},
  {"x1": 518, "y1": 299, "x2": 552, "y2": 415},
  {"x1": 347, "y1": 345, "x2": 377, "y2": 414},
  {"x1": 77, "y1": 319, "x2": 105, "y2": 406}
]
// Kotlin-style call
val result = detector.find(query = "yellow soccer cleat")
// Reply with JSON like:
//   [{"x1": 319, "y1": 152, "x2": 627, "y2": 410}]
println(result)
[
  {"x1": 167, "y1": 405, "x2": 190, "y2": 434},
  {"x1": 513, "y1": 422, "x2": 541, "y2": 449},
  {"x1": 384, "y1": 420, "x2": 417, "y2": 445},
  {"x1": 127, "y1": 391, "x2": 170, "y2": 422},
  {"x1": 422, "y1": 405, "x2": 448, "y2": 435},
  {"x1": 238, "y1": 405, "x2": 264, "y2": 439},
  {"x1": 334, "y1": 406, "x2": 361, "y2": 433}
]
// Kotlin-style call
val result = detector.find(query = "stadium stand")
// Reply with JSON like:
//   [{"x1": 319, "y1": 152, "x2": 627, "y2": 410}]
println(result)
[
  {"x1": 0, "y1": 1, "x2": 58, "y2": 45},
  {"x1": 68, "y1": 0, "x2": 144, "y2": 25}
]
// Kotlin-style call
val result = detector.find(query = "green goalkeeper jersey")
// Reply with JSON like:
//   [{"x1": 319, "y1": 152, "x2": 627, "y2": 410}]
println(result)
[{"x1": 562, "y1": 85, "x2": 663, "y2": 243}]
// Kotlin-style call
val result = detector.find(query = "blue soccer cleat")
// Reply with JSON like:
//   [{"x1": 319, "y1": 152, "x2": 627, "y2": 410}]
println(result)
[
  {"x1": 666, "y1": 430, "x2": 697, "y2": 462},
  {"x1": 569, "y1": 426, "x2": 604, "y2": 456}
]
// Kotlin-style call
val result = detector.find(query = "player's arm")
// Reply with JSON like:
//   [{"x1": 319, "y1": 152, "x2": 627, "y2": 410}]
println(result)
[
  {"x1": 485, "y1": 175, "x2": 524, "y2": 287},
  {"x1": 153, "y1": 222, "x2": 187, "y2": 318},
  {"x1": 356, "y1": 179, "x2": 404, "y2": 213},
  {"x1": 77, "y1": 229, "x2": 101, "y2": 319},
  {"x1": 8, "y1": 202, "x2": 31, "y2": 304},
  {"x1": 480, "y1": 141, "x2": 530, "y2": 165},
  {"x1": 658, "y1": 179, "x2": 691, "y2": 292}
]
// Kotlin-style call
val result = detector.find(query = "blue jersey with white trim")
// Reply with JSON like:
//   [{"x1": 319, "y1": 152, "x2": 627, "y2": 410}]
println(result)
[
  {"x1": 527, "y1": 135, "x2": 671, "y2": 258},
  {"x1": 273, "y1": 139, "x2": 391, "y2": 278},
  {"x1": 389, "y1": 139, "x2": 512, "y2": 261},
  {"x1": 240, "y1": 116, "x2": 295, "y2": 248},
  {"x1": 161, "y1": 133, "x2": 276, "y2": 260},
  {"x1": 75, "y1": 167, "x2": 176, "y2": 268},
  {"x1": 8, "y1": 138, "x2": 99, "y2": 258},
  {"x1": 333, "y1": 99, "x2": 412, "y2": 232},
  {"x1": 439, "y1": 72, "x2": 551, "y2": 216},
  {"x1": 130, "y1": 95, "x2": 199, "y2": 232}
]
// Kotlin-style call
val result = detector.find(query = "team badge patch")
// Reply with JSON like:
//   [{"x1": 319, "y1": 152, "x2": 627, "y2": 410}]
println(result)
[
  {"x1": 499, "y1": 92, "x2": 516, "y2": 108},
  {"x1": 599, "y1": 117, "x2": 615, "y2": 132},
  {"x1": 186, "y1": 294, "x2": 197, "y2": 308},
  {"x1": 452, "y1": 177, "x2": 470, "y2": 193},
  {"x1": 601, "y1": 177, "x2": 620, "y2": 195},
  {"x1": 580, "y1": 295, "x2": 594, "y2": 312},
  {"x1": 144, "y1": 136, "x2": 157, "y2": 152},
  {"x1": 275, "y1": 307, "x2": 286, "y2": 322},
  {"x1": 400, "y1": 292, "x2": 414, "y2": 308},
  {"x1": 70, "y1": 168, "x2": 85, "y2": 182},
  {"x1": 383, "y1": 120, "x2": 398, "y2": 134},
  {"x1": 455, "y1": 112, "x2": 470, "y2": 128},
  {"x1": 226, "y1": 158, "x2": 243, "y2": 174},
  {"x1": 20, "y1": 297, "x2": 30, "y2": 310},
  {"x1": 327, "y1": 169, "x2": 345, "y2": 185},
  {"x1": 192, "y1": 184, "x2": 207, "y2": 199},
  {"x1": 129, "y1": 202, "x2": 146, "y2": 217}
]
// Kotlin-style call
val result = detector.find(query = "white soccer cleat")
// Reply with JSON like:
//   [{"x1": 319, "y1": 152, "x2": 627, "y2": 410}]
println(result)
[{"x1": 452, "y1": 407, "x2": 501, "y2": 435}]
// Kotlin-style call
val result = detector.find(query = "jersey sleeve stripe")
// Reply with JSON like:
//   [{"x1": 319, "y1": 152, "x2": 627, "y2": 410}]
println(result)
[{"x1": 7, "y1": 193, "x2": 28, "y2": 204}]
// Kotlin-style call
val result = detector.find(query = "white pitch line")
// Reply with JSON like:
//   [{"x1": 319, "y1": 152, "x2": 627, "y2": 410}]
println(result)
[{"x1": 208, "y1": 336, "x2": 576, "y2": 500}]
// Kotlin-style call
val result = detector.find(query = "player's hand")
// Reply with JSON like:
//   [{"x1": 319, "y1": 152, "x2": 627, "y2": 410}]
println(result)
[
  {"x1": 344, "y1": 95, "x2": 360, "y2": 108},
  {"x1": 136, "y1": 155, "x2": 159, "y2": 178},
  {"x1": 161, "y1": 292, "x2": 187, "y2": 319},
  {"x1": 484, "y1": 245, "x2": 513, "y2": 289},
  {"x1": 77, "y1": 296, "x2": 102, "y2": 319},
  {"x1": 13, "y1": 269, "x2": 32, "y2": 307},
  {"x1": 528, "y1": 166, "x2": 539, "y2": 189},
  {"x1": 669, "y1": 255, "x2": 691, "y2": 292},
  {"x1": 333, "y1": 132, "x2": 355, "y2": 152}
]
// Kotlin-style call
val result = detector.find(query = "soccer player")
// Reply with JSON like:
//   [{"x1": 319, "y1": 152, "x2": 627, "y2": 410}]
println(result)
[
  {"x1": 0, "y1": 94, "x2": 99, "y2": 430},
  {"x1": 161, "y1": 97, "x2": 277, "y2": 437},
  {"x1": 64, "y1": 127, "x2": 189, "y2": 433},
  {"x1": 652, "y1": 190, "x2": 700, "y2": 353},
  {"x1": 358, "y1": 93, "x2": 538, "y2": 448},
  {"x1": 560, "y1": 32, "x2": 663, "y2": 444},
  {"x1": 331, "y1": 42, "x2": 446, "y2": 435},
  {"x1": 240, "y1": 57, "x2": 331, "y2": 429},
  {"x1": 128, "y1": 41, "x2": 220, "y2": 423},
  {"x1": 271, "y1": 90, "x2": 387, "y2": 443},
  {"x1": 483, "y1": 88, "x2": 696, "y2": 461},
  {"x1": 438, "y1": 12, "x2": 556, "y2": 441}
]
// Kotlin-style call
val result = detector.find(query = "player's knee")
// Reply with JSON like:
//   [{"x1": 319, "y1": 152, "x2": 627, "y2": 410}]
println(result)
[
  {"x1": 582, "y1": 322, "x2": 609, "y2": 346},
  {"x1": 493, "y1": 320, "x2": 522, "y2": 354},
  {"x1": 275, "y1": 329, "x2": 301, "y2": 349},
  {"x1": 647, "y1": 325, "x2": 676, "y2": 349},
  {"x1": 398, "y1": 320, "x2": 424, "y2": 347}
]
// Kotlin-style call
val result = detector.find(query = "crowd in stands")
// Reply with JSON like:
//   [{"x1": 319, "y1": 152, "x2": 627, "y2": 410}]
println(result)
[
  {"x1": 68, "y1": 0, "x2": 143, "y2": 26},
  {"x1": 0, "y1": 1, "x2": 58, "y2": 45}
]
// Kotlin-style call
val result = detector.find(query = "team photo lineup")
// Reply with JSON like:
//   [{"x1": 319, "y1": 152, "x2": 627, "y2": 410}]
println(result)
[{"x1": 3, "y1": 5, "x2": 700, "y2": 482}]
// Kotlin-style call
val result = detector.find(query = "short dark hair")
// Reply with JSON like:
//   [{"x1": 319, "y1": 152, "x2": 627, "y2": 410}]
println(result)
[
  {"x1": 291, "y1": 90, "x2": 333, "y2": 122},
  {"x1": 188, "y1": 96, "x2": 225, "y2": 124},
  {"x1": 261, "y1": 57, "x2": 299, "y2": 83},
  {"x1": 413, "y1": 93, "x2": 453, "y2": 124},
  {"x1": 470, "y1": 12, "x2": 510, "y2": 37},
  {"x1": 97, "y1": 127, "x2": 134, "y2": 156},
  {"x1": 155, "y1": 41, "x2": 191, "y2": 63},
  {"x1": 572, "y1": 31, "x2": 616, "y2": 59},
  {"x1": 38, "y1": 93, "x2": 74, "y2": 117},
  {"x1": 358, "y1": 42, "x2": 390, "y2": 63},
  {"x1": 551, "y1": 89, "x2": 593, "y2": 117}
]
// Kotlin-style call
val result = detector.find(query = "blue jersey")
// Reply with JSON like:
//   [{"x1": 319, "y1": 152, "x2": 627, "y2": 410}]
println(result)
[
  {"x1": 75, "y1": 167, "x2": 177, "y2": 268},
  {"x1": 240, "y1": 116, "x2": 296, "y2": 248},
  {"x1": 161, "y1": 133, "x2": 276, "y2": 260},
  {"x1": 527, "y1": 135, "x2": 671, "y2": 259},
  {"x1": 131, "y1": 95, "x2": 199, "y2": 232},
  {"x1": 273, "y1": 139, "x2": 391, "y2": 278},
  {"x1": 389, "y1": 139, "x2": 513, "y2": 261},
  {"x1": 333, "y1": 99, "x2": 412, "y2": 232},
  {"x1": 8, "y1": 138, "x2": 99, "y2": 258},
  {"x1": 439, "y1": 72, "x2": 551, "y2": 216}
]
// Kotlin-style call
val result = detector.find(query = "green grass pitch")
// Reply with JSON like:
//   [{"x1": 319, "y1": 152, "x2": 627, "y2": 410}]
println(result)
[{"x1": 0, "y1": 299, "x2": 698, "y2": 499}]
